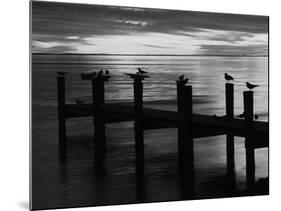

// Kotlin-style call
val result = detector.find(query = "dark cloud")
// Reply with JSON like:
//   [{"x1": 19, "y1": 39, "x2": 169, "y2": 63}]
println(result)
[
  {"x1": 31, "y1": 1, "x2": 268, "y2": 55},
  {"x1": 142, "y1": 44, "x2": 173, "y2": 49},
  {"x1": 204, "y1": 32, "x2": 256, "y2": 43},
  {"x1": 32, "y1": 44, "x2": 76, "y2": 53},
  {"x1": 198, "y1": 44, "x2": 268, "y2": 56},
  {"x1": 32, "y1": 34, "x2": 89, "y2": 45},
  {"x1": 32, "y1": 1, "x2": 268, "y2": 40}
]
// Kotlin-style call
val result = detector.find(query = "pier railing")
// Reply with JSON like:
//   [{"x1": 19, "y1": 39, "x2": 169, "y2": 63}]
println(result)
[{"x1": 57, "y1": 73, "x2": 269, "y2": 189}]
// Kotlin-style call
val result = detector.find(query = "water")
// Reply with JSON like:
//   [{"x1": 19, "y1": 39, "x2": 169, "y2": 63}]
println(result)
[{"x1": 32, "y1": 55, "x2": 268, "y2": 209}]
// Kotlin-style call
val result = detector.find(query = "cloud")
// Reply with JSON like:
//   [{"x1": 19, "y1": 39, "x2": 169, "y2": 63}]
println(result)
[
  {"x1": 198, "y1": 44, "x2": 268, "y2": 55},
  {"x1": 31, "y1": 1, "x2": 268, "y2": 54},
  {"x1": 67, "y1": 36, "x2": 80, "y2": 40},
  {"x1": 142, "y1": 44, "x2": 174, "y2": 49},
  {"x1": 32, "y1": 44, "x2": 76, "y2": 53},
  {"x1": 32, "y1": 1, "x2": 268, "y2": 38}
]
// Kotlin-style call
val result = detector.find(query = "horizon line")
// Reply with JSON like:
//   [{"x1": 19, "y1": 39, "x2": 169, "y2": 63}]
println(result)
[{"x1": 32, "y1": 53, "x2": 268, "y2": 57}]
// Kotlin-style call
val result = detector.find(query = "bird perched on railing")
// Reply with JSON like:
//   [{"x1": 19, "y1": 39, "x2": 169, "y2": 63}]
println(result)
[
  {"x1": 105, "y1": 70, "x2": 110, "y2": 75},
  {"x1": 57, "y1": 71, "x2": 69, "y2": 76},
  {"x1": 138, "y1": 68, "x2": 148, "y2": 74},
  {"x1": 177, "y1": 74, "x2": 189, "y2": 84},
  {"x1": 179, "y1": 74, "x2": 184, "y2": 80},
  {"x1": 224, "y1": 73, "x2": 234, "y2": 81},
  {"x1": 246, "y1": 82, "x2": 259, "y2": 90},
  {"x1": 97, "y1": 69, "x2": 104, "y2": 77}
]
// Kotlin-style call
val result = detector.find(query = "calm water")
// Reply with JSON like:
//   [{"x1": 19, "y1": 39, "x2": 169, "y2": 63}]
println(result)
[{"x1": 32, "y1": 55, "x2": 268, "y2": 209}]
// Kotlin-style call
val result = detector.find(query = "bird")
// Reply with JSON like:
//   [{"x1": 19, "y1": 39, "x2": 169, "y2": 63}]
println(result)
[
  {"x1": 138, "y1": 68, "x2": 148, "y2": 74},
  {"x1": 97, "y1": 70, "x2": 104, "y2": 77},
  {"x1": 224, "y1": 73, "x2": 234, "y2": 81},
  {"x1": 57, "y1": 71, "x2": 69, "y2": 76},
  {"x1": 246, "y1": 82, "x2": 259, "y2": 90},
  {"x1": 179, "y1": 74, "x2": 184, "y2": 80},
  {"x1": 105, "y1": 70, "x2": 109, "y2": 75},
  {"x1": 75, "y1": 99, "x2": 84, "y2": 104},
  {"x1": 254, "y1": 114, "x2": 259, "y2": 119}
]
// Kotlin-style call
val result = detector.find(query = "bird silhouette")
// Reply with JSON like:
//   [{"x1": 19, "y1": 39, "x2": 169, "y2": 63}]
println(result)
[
  {"x1": 57, "y1": 71, "x2": 69, "y2": 76},
  {"x1": 224, "y1": 73, "x2": 234, "y2": 81},
  {"x1": 246, "y1": 82, "x2": 259, "y2": 90},
  {"x1": 138, "y1": 68, "x2": 147, "y2": 74},
  {"x1": 179, "y1": 74, "x2": 184, "y2": 80},
  {"x1": 105, "y1": 70, "x2": 109, "y2": 75},
  {"x1": 97, "y1": 70, "x2": 104, "y2": 77}
]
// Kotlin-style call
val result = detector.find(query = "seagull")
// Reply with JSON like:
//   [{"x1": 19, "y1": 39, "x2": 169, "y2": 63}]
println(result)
[
  {"x1": 246, "y1": 82, "x2": 259, "y2": 90},
  {"x1": 179, "y1": 74, "x2": 184, "y2": 80},
  {"x1": 105, "y1": 70, "x2": 109, "y2": 75},
  {"x1": 224, "y1": 73, "x2": 234, "y2": 81},
  {"x1": 138, "y1": 68, "x2": 147, "y2": 74},
  {"x1": 75, "y1": 99, "x2": 84, "y2": 104},
  {"x1": 254, "y1": 114, "x2": 259, "y2": 119},
  {"x1": 97, "y1": 70, "x2": 104, "y2": 77},
  {"x1": 57, "y1": 71, "x2": 69, "y2": 76}
]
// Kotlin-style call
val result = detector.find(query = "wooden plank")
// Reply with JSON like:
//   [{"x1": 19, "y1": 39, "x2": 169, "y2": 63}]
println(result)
[
  {"x1": 226, "y1": 83, "x2": 235, "y2": 174},
  {"x1": 62, "y1": 103, "x2": 268, "y2": 146},
  {"x1": 57, "y1": 76, "x2": 66, "y2": 161},
  {"x1": 244, "y1": 91, "x2": 255, "y2": 188}
]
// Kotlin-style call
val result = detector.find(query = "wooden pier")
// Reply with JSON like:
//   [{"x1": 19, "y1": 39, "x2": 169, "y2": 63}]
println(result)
[{"x1": 57, "y1": 73, "x2": 269, "y2": 189}]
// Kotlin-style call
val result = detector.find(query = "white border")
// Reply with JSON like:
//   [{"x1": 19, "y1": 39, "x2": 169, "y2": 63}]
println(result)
[{"x1": 1, "y1": 0, "x2": 279, "y2": 211}]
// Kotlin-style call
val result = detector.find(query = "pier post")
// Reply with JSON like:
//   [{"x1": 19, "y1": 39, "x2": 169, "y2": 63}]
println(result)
[
  {"x1": 177, "y1": 80, "x2": 185, "y2": 171},
  {"x1": 57, "y1": 75, "x2": 66, "y2": 157},
  {"x1": 243, "y1": 91, "x2": 255, "y2": 188},
  {"x1": 92, "y1": 77, "x2": 106, "y2": 164},
  {"x1": 134, "y1": 76, "x2": 144, "y2": 175},
  {"x1": 225, "y1": 83, "x2": 235, "y2": 178},
  {"x1": 181, "y1": 85, "x2": 194, "y2": 194}
]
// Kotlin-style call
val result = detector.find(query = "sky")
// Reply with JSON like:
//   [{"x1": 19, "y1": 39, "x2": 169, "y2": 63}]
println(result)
[{"x1": 32, "y1": 1, "x2": 269, "y2": 55}]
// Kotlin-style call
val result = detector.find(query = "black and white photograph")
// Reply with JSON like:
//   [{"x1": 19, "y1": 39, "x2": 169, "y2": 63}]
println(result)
[{"x1": 31, "y1": 1, "x2": 269, "y2": 210}]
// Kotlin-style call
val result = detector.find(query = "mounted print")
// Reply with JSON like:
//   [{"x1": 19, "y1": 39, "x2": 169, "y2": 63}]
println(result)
[{"x1": 31, "y1": 1, "x2": 269, "y2": 210}]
